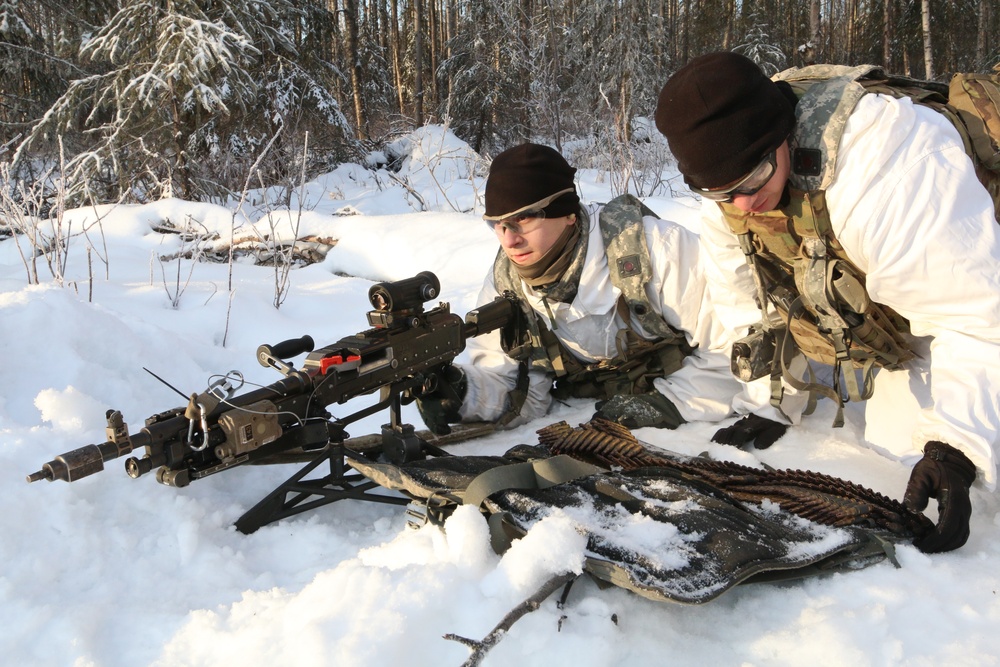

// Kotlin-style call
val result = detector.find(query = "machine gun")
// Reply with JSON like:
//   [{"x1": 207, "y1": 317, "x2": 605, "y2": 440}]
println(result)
[{"x1": 27, "y1": 271, "x2": 520, "y2": 533}]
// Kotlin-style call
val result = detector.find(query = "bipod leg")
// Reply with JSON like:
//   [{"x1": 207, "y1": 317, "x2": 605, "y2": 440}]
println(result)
[{"x1": 234, "y1": 442, "x2": 409, "y2": 534}]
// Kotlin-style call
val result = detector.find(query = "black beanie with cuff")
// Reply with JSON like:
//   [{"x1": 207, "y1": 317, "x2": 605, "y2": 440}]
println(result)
[
  {"x1": 654, "y1": 52, "x2": 796, "y2": 190},
  {"x1": 484, "y1": 144, "x2": 580, "y2": 220}
]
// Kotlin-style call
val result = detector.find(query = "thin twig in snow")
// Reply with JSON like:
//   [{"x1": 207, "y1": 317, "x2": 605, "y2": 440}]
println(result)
[{"x1": 443, "y1": 571, "x2": 578, "y2": 667}]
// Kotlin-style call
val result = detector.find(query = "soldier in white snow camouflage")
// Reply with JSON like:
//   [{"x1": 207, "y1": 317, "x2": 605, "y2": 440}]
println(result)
[
  {"x1": 415, "y1": 143, "x2": 747, "y2": 441},
  {"x1": 655, "y1": 51, "x2": 1000, "y2": 553}
]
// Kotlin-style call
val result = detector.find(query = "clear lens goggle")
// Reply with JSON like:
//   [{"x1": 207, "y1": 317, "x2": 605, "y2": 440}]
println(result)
[
  {"x1": 483, "y1": 187, "x2": 574, "y2": 234},
  {"x1": 691, "y1": 150, "x2": 777, "y2": 202}
]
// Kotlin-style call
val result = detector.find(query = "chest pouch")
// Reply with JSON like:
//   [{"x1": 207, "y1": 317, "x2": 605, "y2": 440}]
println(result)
[{"x1": 720, "y1": 192, "x2": 913, "y2": 426}]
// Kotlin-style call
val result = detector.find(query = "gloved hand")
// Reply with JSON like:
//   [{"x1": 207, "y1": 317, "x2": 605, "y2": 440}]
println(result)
[
  {"x1": 711, "y1": 413, "x2": 788, "y2": 449},
  {"x1": 903, "y1": 440, "x2": 977, "y2": 553},
  {"x1": 592, "y1": 392, "x2": 685, "y2": 430},
  {"x1": 415, "y1": 364, "x2": 467, "y2": 435}
]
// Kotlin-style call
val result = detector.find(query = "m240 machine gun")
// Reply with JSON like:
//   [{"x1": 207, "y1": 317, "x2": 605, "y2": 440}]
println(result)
[{"x1": 27, "y1": 271, "x2": 519, "y2": 533}]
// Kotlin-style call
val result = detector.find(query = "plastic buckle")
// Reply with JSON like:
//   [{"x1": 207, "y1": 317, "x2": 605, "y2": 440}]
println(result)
[{"x1": 404, "y1": 496, "x2": 454, "y2": 529}]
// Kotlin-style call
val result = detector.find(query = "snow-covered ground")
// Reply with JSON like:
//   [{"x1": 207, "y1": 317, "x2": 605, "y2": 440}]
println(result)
[{"x1": 3, "y1": 127, "x2": 1000, "y2": 666}]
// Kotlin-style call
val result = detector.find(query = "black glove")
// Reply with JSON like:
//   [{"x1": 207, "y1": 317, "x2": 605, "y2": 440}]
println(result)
[
  {"x1": 415, "y1": 365, "x2": 467, "y2": 435},
  {"x1": 711, "y1": 413, "x2": 788, "y2": 449},
  {"x1": 903, "y1": 441, "x2": 977, "y2": 553},
  {"x1": 592, "y1": 392, "x2": 685, "y2": 430}
]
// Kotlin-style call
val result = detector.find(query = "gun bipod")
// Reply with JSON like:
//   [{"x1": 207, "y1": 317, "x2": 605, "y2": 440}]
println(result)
[
  {"x1": 233, "y1": 440, "x2": 415, "y2": 534},
  {"x1": 232, "y1": 420, "x2": 498, "y2": 534}
]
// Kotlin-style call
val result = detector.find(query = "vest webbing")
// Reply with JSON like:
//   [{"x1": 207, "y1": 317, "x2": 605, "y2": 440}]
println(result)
[
  {"x1": 773, "y1": 63, "x2": 1000, "y2": 220},
  {"x1": 492, "y1": 195, "x2": 693, "y2": 418},
  {"x1": 720, "y1": 64, "x2": 1000, "y2": 423},
  {"x1": 719, "y1": 67, "x2": 962, "y2": 423}
]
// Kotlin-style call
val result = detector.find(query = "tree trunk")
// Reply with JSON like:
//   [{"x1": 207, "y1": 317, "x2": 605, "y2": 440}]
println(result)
[
  {"x1": 976, "y1": 0, "x2": 987, "y2": 67},
  {"x1": 806, "y1": 0, "x2": 821, "y2": 64},
  {"x1": 826, "y1": 0, "x2": 833, "y2": 61},
  {"x1": 519, "y1": 0, "x2": 532, "y2": 142},
  {"x1": 680, "y1": 0, "x2": 689, "y2": 63},
  {"x1": 545, "y1": 0, "x2": 563, "y2": 151},
  {"x1": 428, "y1": 0, "x2": 438, "y2": 114},
  {"x1": 376, "y1": 0, "x2": 389, "y2": 62},
  {"x1": 845, "y1": 0, "x2": 856, "y2": 64},
  {"x1": 722, "y1": 0, "x2": 735, "y2": 50},
  {"x1": 169, "y1": 83, "x2": 191, "y2": 200},
  {"x1": 921, "y1": 0, "x2": 934, "y2": 79},
  {"x1": 390, "y1": 0, "x2": 406, "y2": 117},
  {"x1": 445, "y1": 0, "x2": 455, "y2": 110},
  {"x1": 883, "y1": 0, "x2": 893, "y2": 70},
  {"x1": 343, "y1": 0, "x2": 368, "y2": 139},
  {"x1": 414, "y1": 0, "x2": 424, "y2": 125},
  {"x1": 619, "y1": 71, "x2": 631, "y2": 143}
]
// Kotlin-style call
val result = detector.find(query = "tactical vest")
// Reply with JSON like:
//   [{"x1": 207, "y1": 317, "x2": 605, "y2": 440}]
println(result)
[
  {"x1": 492, "y1": 194, "x2": 693, "y2": 421},
  {"x1": 719, "y1": 64, "x2": 1000, "y2": 425}
]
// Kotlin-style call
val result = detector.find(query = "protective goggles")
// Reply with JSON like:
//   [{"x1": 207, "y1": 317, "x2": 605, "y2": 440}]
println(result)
[
  {"x1": 483, "y1": 187, "x2": 574, "y2": 235},
  {"x1": 485, "y1": 209, "x2": 547, "y2": 235},
  {"x1": 690, "y1": 150, "x2": 777, "y2": 202}
]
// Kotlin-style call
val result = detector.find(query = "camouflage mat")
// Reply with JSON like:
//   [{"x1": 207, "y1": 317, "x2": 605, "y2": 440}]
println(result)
[{"x1": 350, "y1": 419, "x2": 931, "y2": 605}]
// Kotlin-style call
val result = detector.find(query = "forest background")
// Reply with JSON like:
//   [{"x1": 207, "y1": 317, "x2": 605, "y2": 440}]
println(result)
[{"x1": 1, "y1": 0, "x2": 998, "y2": 216}]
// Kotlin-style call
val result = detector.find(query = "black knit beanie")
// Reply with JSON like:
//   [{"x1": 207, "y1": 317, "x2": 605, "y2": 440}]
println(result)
[
  {"x1": 654, "y1": 52, "x2": 796, "y2": 189},
  {"x1": 484, "y1": 143, "x2": 580, "y2": 220}
]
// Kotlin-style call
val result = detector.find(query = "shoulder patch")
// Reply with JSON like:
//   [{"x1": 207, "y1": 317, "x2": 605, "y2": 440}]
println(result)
[
  {"x1": 616, "y1": 254, "x2": 642, "y2": 278},
  {"x1": 793, "y1": 148, "x2": 823, "y2": 177}
]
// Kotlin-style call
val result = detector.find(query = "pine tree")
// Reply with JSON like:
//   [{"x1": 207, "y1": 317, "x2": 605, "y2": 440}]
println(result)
[
  {"x1": 438, "y1": 1, "x2": 528, "y2": 154},
  {"x1": 0, "y1": 0, "x2": 87, "y2": 153},
  {"x1": 733, "y1": 12, "x2": 786, "y2": 76},
  {"x1": 14, "y1": 0, "x2": 352, "y2": 203}
]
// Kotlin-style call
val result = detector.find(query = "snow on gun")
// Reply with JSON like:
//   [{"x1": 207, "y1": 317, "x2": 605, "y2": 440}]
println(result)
[{"x1": 26, "y1": 271, "x2": 518, "y2": 490}]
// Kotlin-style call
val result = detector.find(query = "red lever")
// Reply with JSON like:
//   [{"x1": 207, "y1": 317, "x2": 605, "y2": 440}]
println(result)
[{"x1": 319, "y1": 354, "x2": 361, "y2": 374}]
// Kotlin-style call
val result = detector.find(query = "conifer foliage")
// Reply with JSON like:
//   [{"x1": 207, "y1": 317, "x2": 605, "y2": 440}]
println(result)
[
  {"x1": 6, "y1": 0, "x2": 350, "y2": 203},
  {"x1": 1, "y1": 0, "x2": 997, "y2": 206}
]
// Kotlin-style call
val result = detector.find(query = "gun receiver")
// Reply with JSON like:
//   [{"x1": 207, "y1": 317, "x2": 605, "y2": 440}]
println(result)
[{"x1": 27, "y1": 271, "x2": 520, "y2": 532}]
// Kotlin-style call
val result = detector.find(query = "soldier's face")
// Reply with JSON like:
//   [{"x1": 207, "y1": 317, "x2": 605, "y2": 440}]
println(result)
[
  {"x1": 730, "y1": 140, "x2": 791, "y2": 213},
  {"x1": 495, "y1": 214, "x2": 576, "y2": 265}
]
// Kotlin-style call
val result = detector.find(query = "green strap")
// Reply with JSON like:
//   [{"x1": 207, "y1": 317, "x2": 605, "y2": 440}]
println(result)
[
  {"x1": 463, "y1": 455, "x2": 606, "y2": 509},
  {"x1": 496, "y1": 361, "x2": 530, "y2": 428},
  {"x1": 779, "y1": 298, "x2": 845, "y2": 427},
  {"x1": 600, "y1": 194, "x2": 689, "y2": 344},
  {"x1": 831, "y1": 329, "x2": 877, "y2": 404},
  {"x1": 463, "y1": 455, "x2": 606, "y2": 554}
]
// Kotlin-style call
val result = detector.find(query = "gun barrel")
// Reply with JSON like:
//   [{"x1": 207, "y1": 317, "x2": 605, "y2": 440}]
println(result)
[
  {"x1": 26, "y1": 439, "x2": 133, "y2": 483},
  {"x1": 27, "y1": 445, "x2": 102, "y2": 482}
]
